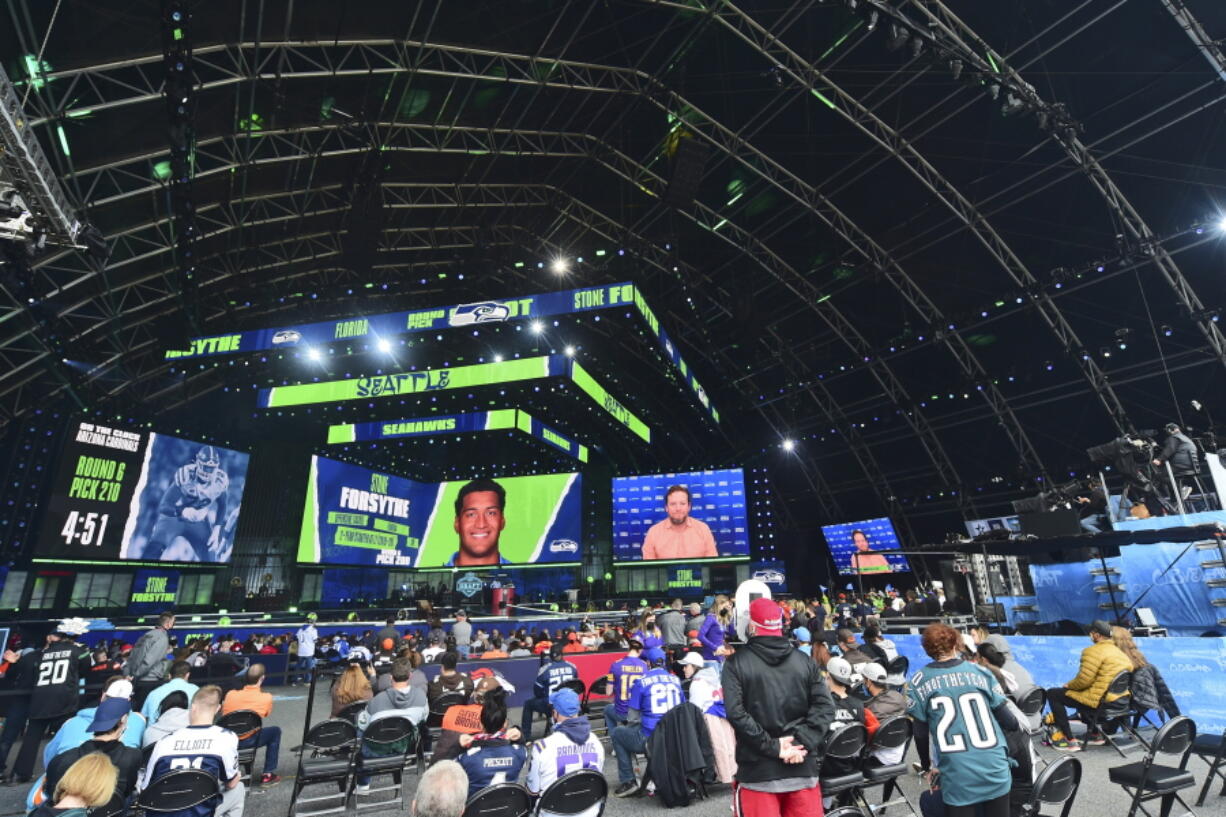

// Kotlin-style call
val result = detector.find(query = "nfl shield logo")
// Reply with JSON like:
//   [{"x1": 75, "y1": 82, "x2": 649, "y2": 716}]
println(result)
[{"x1": 456, "y1": 572, "x2": 483, "y2": 598}]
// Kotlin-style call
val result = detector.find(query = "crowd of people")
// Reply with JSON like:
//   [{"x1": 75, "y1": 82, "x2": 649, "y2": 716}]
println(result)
[{"x1": 0, "y1": 593, "x2": 1190, "y2": 817}]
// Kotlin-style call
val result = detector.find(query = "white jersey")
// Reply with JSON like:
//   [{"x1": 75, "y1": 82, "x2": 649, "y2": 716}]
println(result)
[
  {"x1": 296, "y1": 625, "x2": 318, "y2": 658},
  {"x1": 139, "y1": 724, "x2": 239, "y2": 817},
  {"x1": 525, "y1": 726, "x2": 605, "y2": 817}
]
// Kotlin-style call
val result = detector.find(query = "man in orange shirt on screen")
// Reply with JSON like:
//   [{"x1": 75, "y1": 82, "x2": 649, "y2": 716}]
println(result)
[{"x1": 642, "y1": 485, "x2": 718, "y2": 560}]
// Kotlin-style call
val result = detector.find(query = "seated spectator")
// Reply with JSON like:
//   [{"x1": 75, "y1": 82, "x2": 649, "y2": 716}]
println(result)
[
  {"x1": 221, "y1": 663, "x2": 282, "y2": 786},
  {"x1": 861, "y1": 663, "x2": 906, "y2": 765},
  {"x1": 561, "y1": 632, "x2": 587, "y2": 654},
  {"x1": 1045, "y1": 619, "x2": 1132, "y2": 752},
  {"x1": 143, "y1": 690, "x2": 191, "y2": 747},
  {"x1": 605, "y1": 640, "x2": 648, "y2": 729},
  {"x1": 456, "y1": 687, "x2": 525, "y2": 797},
  {"x1": 507, "y1": 639, "x2": 531, "y2": 658},
  {"x1": 1111, "y1": 626, "x2": 1180, "y2": 723},
  {"x1": 976, "y1": 643, "x2": 1018, "y2": 694},
  {"x1": 29, "y1": 753, "x2": 117, "y2": 817},
  {"x1": 41, "y1": 677, "x2": 144, "y2": 766},
  {"x1": 678, "y1": 653, "x2": 722, "y2": 715},
  {"x1": 982, "y1": 635, "x2": 1035, "y2": 693},
  {"x1": 521, "y1": 647, "x2": 578, "y2": 739},
  {"x1": 43, "y1": 698, "x2": 142, "y2": 804},
  {"x1": 861, "y1": 625, "x2": 898, "y2": 664},
  {"x1": 330, "y1": 660, "x2": 374, "y2": 717},
  {"x1": 411, "y1": 760, "x2": 468, "y2": 817},
  {"x1": 142, "y1": 661, "x2": 200, "y2": 723},
  {"x1": 139, "y1": 685, "x2": 244, "y2": 817},
  {"x1": 836, "y1": 629, "x2": 875, "y2": 668},
  {"x1": 525, "y1": 688, "x2": 604, "y2": 816},
  {"x1": 481, "y1": 638, "x2": 508, "y2": 660},
  {"x1": 430, "y1": 676, "x2": 517, "y2": 762},
  {"x1": 610, "y1": 659, "x2": 684, "y2": 797},
  {"x1": 822, "y1": 657, "x2": 878, "y2": 782},
  {"x1": 362, "y1": 657, "x2": 428, "y2": 729},
  {"x1": 597, "y1": 631, "x2": 622, "y2": 652},
  {"x1": 427, "y1": 653, "x2": 474, "y2": 706},
  {"x1": 421, "y1": 638, "x2": 444, "y2": 664}
]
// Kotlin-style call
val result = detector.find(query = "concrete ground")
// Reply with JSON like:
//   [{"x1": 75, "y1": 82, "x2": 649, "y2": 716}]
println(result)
[{"x1": 0, "y1": 682, "x2": 1220, "y2": 817}]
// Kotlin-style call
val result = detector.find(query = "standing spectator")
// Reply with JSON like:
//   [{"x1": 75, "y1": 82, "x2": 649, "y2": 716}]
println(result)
[
  {"x1": 609, "y1": 659, "x2": 685, "y2": 797},
  {"x1": 525, "y1": 688, "x2": 604, "y2": 817},
  {"x1": 375, "y1": 617, "x2": 401, "y2": 653},
  {"x1": 421, "y1": 638, "x2": 445, "y2": 664},
  {"x1": 42, "y1": 698, "x2": 142, "y2": 804},
  {"x1": 28, "y1": 753, "x2": 116, "y2": 817},
  {"x1": 1045, "y1": 619, "x2": 1132, "y2": 751},
  {"x1": 521, "y1": 646, "x2": 578, "y2": 739},
  {"x1": 221, "y1": 664, "x2": 282, "y2": 786},
  {"x1": 140, "y1": 685, "x2": 244, "y2": 817},
  {"x1": 685, "y1": 603, "x2": 705, "y2": 636},
  {"x1": 456, "y1": 688, "x2": 526, "y2": 797},
  {"x1": 657, "y1": 599, "x2": 688, "y2": 649},
  {"x1": 722, "y1": 598, "x2": 835, "y2": 817},
  {"x1": 293, "y1": 615, "x2": 319, "y2": 685},
  {"x1": 141, "y1": 661, "x2": 199, "y2": 723},
  {"x1": 697, "y1": 596, "x2": 734, "y2": 665},
  {"x1": 605, "y1": 640, "x2": 649, "y2": 729},
  {"x1": 411, "y1": 760, "x2": 468, "y2": 817},
  {"x1": 909, "y1": 623, "x2": 1017, "y2": 817},
  {"x1": 129, "y1": 612, "x2": 176, "y2": 710},
  {"x1": 452, "y1": 611, "x2": 473, "y2": 658},
  {"x1": 1111, "y1": 626, "x2": 1180, "y2": 723},
  {"x1": 13, "y1": 621, "x2": 94, "y2": 785},
  {"x1": 634, "y1": 615, "x2": 666, "y2": 664},
  {"x1": 792, "y1": 627, "x2": 812, "y2": 657},
  {"x1": 0, "y1": 640, "x2": 38, "y2": 782}
]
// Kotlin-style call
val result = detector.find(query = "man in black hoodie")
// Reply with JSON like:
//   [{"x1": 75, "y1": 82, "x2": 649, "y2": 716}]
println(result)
[{"x1": 723, "y1": 598, "x2": 835, "y2": 817}]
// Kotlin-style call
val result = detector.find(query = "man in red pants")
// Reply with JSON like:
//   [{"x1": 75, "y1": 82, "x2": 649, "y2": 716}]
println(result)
[{"x1": 723, "y1": 598, "x2": 836, "y2": 817}]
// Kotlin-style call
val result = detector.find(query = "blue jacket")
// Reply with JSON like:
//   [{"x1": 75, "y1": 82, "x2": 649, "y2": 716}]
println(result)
[{"x1": 532, "y1": 660, "x2": 578, "y2": 700}]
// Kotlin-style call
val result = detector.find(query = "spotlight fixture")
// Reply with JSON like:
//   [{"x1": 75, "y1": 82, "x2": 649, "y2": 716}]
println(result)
[
  {"x1": 564, "y1": 345, "x2": 576, "y2": 357},
  {"x1": 865, "y1": 9, "x2": 878, "y2": 31},
  {"x1": 550, "y1": 257, "x2": 569, "y2": 275},
  {"x1": 1100, "y1": 346, "x2": 1111, "y2": 358},
  {"x1": 530, "y1": 320, "x2": 545, "y2": 334},
  {"x1": 1218, "y1": 215, "x2": 1226, "y2": 232},
  {"x1": 1044, "y1": 361, "x2": 1054, "y2": 371},
  {"x1": 376, "y1": 338, "x2": 392, "y2": 354},
  {"x1": 493, "y1": 353, "x2": 503, "y2": 362},
  {"x1": 1114, "y1": 327, "x2": 1131, "y2": 351},
  {"x1": 306, "y1": 347, "x2": 321, "y2": 361},
  {"x1": 782, "y1": 438, "x2": 796, "y2": 452}
]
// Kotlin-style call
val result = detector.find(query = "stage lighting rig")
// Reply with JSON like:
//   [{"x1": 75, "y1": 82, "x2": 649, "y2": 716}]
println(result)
[{"x1": 0, "y1": 64, "x2": 81, "y2": 248}]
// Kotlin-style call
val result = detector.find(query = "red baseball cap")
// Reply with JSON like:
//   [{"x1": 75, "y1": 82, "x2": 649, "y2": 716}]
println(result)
[{"x1": 749, "y1": 598, "x2": 783, "y2": 636}]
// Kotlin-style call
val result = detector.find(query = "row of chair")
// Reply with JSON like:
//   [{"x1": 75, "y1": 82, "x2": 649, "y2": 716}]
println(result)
[
  {"x1": 290, "y1": 716, "x2": 421, "y2": 817},
  {"x1": 461, "y1": 769, "x2": 608, "y2": 817}
]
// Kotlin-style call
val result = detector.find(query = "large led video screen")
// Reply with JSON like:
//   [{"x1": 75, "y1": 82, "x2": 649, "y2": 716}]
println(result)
[
  {"x1": 38, "y1": 421, "x2": 250, "y2": 563},
  {"x1": 611, "y1": 468, "x2": 749, "y2": 562},
  {"x1": 821, "y1": 517, "x2": 911, "y2": 576},
  {"x1": 298, "y1": 456, "x2": 581, "y2": 567}
]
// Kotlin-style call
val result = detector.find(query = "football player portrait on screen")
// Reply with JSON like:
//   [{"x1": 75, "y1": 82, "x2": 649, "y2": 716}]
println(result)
[
  {"x1": 141, "y1": 445, "x2": 235, "y2": 562},
  {"x1": 448, "y1": 478, "x2": 512, "y2": 566}
]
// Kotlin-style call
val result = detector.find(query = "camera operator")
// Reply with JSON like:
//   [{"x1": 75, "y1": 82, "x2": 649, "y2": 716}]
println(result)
[
  {"x1": 1153, "y1": 422, "x2": 1200, "y2": 497},
  {"x1": 1075, "y1": 479, "x2": 1109, "y2": 534}
]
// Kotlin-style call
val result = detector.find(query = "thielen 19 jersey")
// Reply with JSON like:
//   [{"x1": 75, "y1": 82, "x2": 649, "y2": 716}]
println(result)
[
  {"x1": 608, "y1": 655, "x2": 648, "y2": 717},
  {"x1": 906, "y1": 659, "x2": 1011, "y2": 808}
]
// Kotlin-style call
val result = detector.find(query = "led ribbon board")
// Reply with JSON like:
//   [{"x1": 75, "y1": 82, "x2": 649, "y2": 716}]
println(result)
[
  {"x1": 327, "y1": 409, "x2": 590, "y2": 462},
  {"x1": 259, "y1": 354, "x2": 651, "y2": 442},
  {"x1": 165, "y1": 282, "x2": 717, "y2": 423}
]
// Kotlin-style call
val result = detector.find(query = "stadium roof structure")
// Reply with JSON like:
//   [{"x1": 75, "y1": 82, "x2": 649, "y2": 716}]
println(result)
[{"x1": 3, "y1": 0, "x2": 1226, "y2": 537}]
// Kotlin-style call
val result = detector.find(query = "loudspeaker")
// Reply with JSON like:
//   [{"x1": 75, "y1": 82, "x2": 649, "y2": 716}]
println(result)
[{"x1": 664, "y1": 138, "x2": 711, "y2": 208}]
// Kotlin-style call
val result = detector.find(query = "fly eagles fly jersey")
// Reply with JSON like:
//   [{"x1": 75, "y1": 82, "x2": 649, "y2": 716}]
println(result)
[
  {"x1": 139, "y1": 724, "x2": 239, "y2": 817},
  {"x1": 626, "y1": 667, "x2": 684, "y2": 736},
  {"x1": 29, "y1": 640, "x2": 91, "y2": 720},
  {"x1": 907, "y1": 659, "x2": 1011, "y2": 807}
]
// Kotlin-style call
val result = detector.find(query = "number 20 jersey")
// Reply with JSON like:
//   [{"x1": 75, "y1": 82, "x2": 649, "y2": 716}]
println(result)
[
  {"x1": 29, "y1": 641, "x2": 90, "y2": 720},
  {"x1": 906, "y1": 659, "x2": 1011, "y2": 808},
  {"x1": 626, "y1": 667, "x2": 684, "y2": 736}
]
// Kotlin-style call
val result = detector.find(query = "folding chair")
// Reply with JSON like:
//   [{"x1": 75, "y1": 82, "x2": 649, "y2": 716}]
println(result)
[
  {"x1": 857, "y1": 716, "x2": 916, "y2": 816},
  {"x1": 1071, "y1": 671, "x2": 1135, "y2": 757},
  {"x1": 463, "y1": 782, "x2": 533, "y2": 817},
  {"x1": 1191, "y1": 731, "x2": 1226, "y2": 807},
  {"x1": 560, "y1": 678, "x2": 585, "y2": 696},
  {"x1": 353, "y1": 715, "x2": 418, "y2": 810},
  {"x1": 289, "y1": 718, "x2": 359, "y2": 817},
  {"x1": 136, "y1": 769, "x2": 221, "y2": 817},
  {"x1": 824, "y1": 807, "x2": 870, "y2": 817},
  {"x1": 336, "y1": 700, "x2": 369, "y2": 724},
  {"x1": 534, "y1": 769, "x2": 608, "y2": 817},
  {"x1": 1021, "y1": 755, "x2": 1081, "y2": 817},
  {"x1": 425, "y1": 690, "x2": 468, "y2": 755},
  {"x1": 819, "y1": 723, "x2": 868, "y2": 807},
  {"x1": 582, "y1": 676, "x2": 611, "y2": 732},
  {"x1": 89, "y1": 792, "x2": 128, "y2": 817},
  {"x1": 1107, "y1": 715, "x2": 1197, "y2": 817},
  {"x1": 216, "y1": 709, "x2": 263, "y2": 782}
]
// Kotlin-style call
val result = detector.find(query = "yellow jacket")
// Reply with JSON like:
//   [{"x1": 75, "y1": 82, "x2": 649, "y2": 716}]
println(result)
[{"x1": 1064, "y1": 640, "x2": 1133, "y2": 708}]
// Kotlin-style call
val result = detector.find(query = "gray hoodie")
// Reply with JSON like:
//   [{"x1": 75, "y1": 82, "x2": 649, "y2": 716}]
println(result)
[{"x1": 361, "y1": 682, "x2": 428, "y2": 728}]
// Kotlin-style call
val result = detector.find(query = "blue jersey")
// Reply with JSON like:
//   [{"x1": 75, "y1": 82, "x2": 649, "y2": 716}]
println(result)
[
  {"x1": 907, "y1": 659, "x2": 1011, "y2": 807},
  {"x1": 626, "y1": 668, "x2": 684, "y2": 736},
  {"x1": 458, "y1": 738, "x2": 526, "y2": 797},
  {"x1": 138, "y1": 724, "x2": 239, "y2": 817},
  {"x1": 533, "y1": 660, "x2": 578, "y2": 699},
  {"x1": 609, "y1": 656, "x2": 648, "y2": 716}
]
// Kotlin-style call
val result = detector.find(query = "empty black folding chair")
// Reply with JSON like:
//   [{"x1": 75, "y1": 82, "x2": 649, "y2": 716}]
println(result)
[
  {"x1": 216, "y1": 708, "x2": 263, "y2": 781},
  {"x1": 137, "y1": 769, "x2": 222, "y2": 816},
  {"x1": 1108, "y1": 715, "x2": 1197, "y2": 817},
  {"x1": 534, "y1": 769, "x2": 608, "y2": 817},
  {"x1": 289, "y1": 718, "x2": 359, "y2": 817},
  {"x1": 1021, "y1": 755, "x2": 1081, "y2": 817},
  {"x1": 1191, "y1": 730, "x2": 1226, "y2": 807},
  {"x1": 857, "y1": 716, "x2": 916, "y2": 816},
  {"x1": 582, "y1": 676, "x2": 611, "y2": 734},
  {"x1": 353, "y1": 714, "x2": 418, "y2": 811},
  {"x1": 463, "y1": 782, "x2": 534, "y2": 817},
  {"x1": 560, "y1": 678, "x2": 585, "y2": 697},
  {"x1": 819, "y1": 723, "x2": 868, "y2": 807}
]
